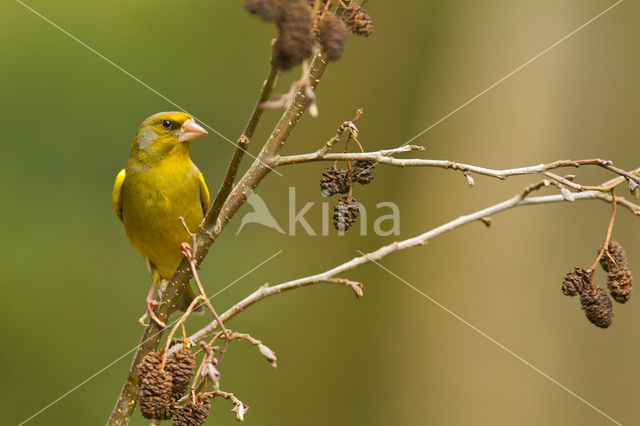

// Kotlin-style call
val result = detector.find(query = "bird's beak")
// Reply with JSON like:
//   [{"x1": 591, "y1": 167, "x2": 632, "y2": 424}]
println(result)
[{"x1": 178, "y1": 119, "x2": 208, "y2": 142}]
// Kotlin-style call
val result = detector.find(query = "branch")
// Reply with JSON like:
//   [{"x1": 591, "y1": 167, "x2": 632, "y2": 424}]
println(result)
[
  {"x1": 106, "y1": 0, "x2": 371, "y2": 418},
  {"x1": 168, "y1": 174, "x2": 639, "y2": 354},
  {"x1": 275, "y1": 147, "x2": 640, "y2": 191}
]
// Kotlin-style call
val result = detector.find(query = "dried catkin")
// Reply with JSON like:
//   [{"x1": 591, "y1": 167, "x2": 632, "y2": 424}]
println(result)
[
  {"x1": 272, "y1": 4, "x2": 314, "y2": 70},
  {"x1": 321, "y1": 167, "x2": 351, "y2": 197},
  {"x1": 333, "y1": 196, "x2": 360, "y2": 231}
]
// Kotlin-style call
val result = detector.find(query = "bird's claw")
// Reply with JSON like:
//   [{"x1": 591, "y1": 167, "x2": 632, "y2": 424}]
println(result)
[
  {"x1": 181, "y1": 242, "x2": 193, "y2": 259},
  {"x1": 138, "y1": 312, "x2": 149, "y2": 326},
  {"x1": 138, "y1": 298, "x2": 166, "y2": 328}
]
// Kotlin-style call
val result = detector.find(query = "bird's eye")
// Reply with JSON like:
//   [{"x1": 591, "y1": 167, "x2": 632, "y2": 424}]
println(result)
[{"x1": 162, "y1": 120, "x2": 172, "y2": 129}]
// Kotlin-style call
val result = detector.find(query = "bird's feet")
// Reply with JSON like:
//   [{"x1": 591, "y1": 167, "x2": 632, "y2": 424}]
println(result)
[
  {"x1": 138, "y1": 279, "x2": 166, "y2": 328},
  {"x1": 138, "y1": 300, "x2": 166, "y2": 328}
]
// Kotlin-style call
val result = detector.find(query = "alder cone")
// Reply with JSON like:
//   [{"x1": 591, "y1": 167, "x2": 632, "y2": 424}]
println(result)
[
  {"x1": 321, "y1": 167, "x2": 350, "y2": 197},
  {"x1": 333, "y1": 196, "x2": 360, "y2": 231},
  {"x1": 607, "y1": 268, "x2": 633, "y2": 303},
  {"x1": 272, "y1": 3, "x2": 314, "y2": 70},
  {"x1": 579, "y1": 284, "x2": 614, "y2": 329},
  {"x1": 165, "y1": 350, "x2": 196, "y2": 396},
  {"x1": 172, "y1": 398, "x2": 211, "y2": 426},
  {"x1": 351, "y1": 160, "x2": 375, "y2": 185},
  {"x1": 561, "y1": 267, "x2": 590, "y2": 297},
  {"x1": 598, "y1": 240, "x2": 627, "y2": 272},
  {"x1": 341, "y1": 7, "x2": 373, "y2": 36},
  {"x1": 319, "y1": 17, "x2": 347, "y2": 60},
  {"x1": 139, "y1": 369, "x2": 174, "y2": 420},
  {"x1": 137, "y1": 351, "x2": 162, "y2": 384}
]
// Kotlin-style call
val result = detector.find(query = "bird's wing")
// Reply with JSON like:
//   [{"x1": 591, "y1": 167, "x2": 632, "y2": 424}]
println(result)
[
  {"x1": 198, "y1": 171, "x2": 211, "y2": 216},
  {"x1": 112, "y1": 168, "x2": 126, "y2": 221}
]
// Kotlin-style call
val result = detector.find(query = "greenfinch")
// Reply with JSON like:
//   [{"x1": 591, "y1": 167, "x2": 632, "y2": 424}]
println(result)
[{"x1": 112, "y1": 112, "x2": 210, "y2": 327}]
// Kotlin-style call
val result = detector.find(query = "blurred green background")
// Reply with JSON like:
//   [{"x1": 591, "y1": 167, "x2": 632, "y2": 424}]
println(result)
[{"x1": 2, "y1": 0, "x2": 639, "y2": 425}]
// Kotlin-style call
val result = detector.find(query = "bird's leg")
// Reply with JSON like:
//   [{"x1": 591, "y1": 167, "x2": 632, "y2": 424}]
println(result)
[{"x1": 138, "y1": 278, "x2": 166, "y2": 328}]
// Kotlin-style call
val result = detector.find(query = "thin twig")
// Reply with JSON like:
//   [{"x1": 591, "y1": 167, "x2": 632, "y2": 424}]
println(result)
[
  {"x1": 519, "y1": 179, "x2": 552, "y2": 199},
  {"x1": 315, "y1": 108, "x2": 364, "y2": 157},
  {"x1": 204, "y1": 389, "x2": 244, "y2": 405},
  {"x1": 276, "y1": 150, "x2": 640, "y2": 191}
]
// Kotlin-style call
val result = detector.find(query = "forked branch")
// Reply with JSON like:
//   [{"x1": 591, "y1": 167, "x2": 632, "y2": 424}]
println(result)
[{"x1": 108, "y1": 1, "x2": 367, "y2": 423}]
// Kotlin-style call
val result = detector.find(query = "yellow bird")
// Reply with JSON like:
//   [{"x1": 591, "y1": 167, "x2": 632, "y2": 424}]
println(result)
[{"x1": 112, "y1": 112, "x2": 210, "y2": 327}]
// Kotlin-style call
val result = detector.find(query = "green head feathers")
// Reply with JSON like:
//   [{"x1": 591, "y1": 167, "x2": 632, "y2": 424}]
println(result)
[{"x1": 129, "y1": 112, "x2": 207, "y2": 165}]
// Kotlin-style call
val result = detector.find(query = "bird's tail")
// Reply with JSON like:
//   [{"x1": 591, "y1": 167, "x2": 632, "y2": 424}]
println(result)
[{"x1": 177, "y1": 284, "x2": 204, "y2": 313}]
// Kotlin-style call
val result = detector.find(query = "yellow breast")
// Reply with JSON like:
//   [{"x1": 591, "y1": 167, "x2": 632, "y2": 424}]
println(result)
[{"x1": 121, "y1": 158, "x2": 205, "y2": 279}]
